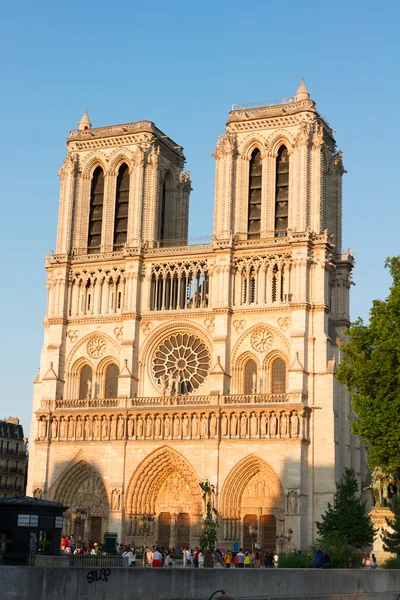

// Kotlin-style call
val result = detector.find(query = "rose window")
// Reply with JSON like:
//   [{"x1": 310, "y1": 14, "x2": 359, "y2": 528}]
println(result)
[{"x1": 153, "y1": 333, "x2": 211, "y2": 393}]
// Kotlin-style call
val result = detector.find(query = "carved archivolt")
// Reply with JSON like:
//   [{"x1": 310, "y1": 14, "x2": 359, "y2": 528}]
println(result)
[
  {"x1": 220, "y1": 454, "x2": 284, "y2": 519},
  {"x1": 125, "y1": 446, "x2": 202, "y2": 516},
  {"x1": 52, "y1": 459, "x2": 109, "y2": 517}
]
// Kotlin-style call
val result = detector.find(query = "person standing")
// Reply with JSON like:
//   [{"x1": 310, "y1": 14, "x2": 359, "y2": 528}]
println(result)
[
  {"x1": 236, "y1": 548, "x2": 245, "y2": 568},
  {"x1": 225, "y1": 551, "x2": 232, "y2": 568},
  {"x1": 153, "y1": 547, "x2": 163, "y2": 567},
  {"x1": 198, "y1": 551, "x2": 204, "y2": 568},
  {"x1": 244, "y1": 552, "x2": 251, "y2": 568}
]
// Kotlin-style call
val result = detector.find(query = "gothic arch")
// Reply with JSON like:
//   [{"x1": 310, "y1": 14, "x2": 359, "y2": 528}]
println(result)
[
  {"x1": 52, "y1": 459, "x2": 109, "y2": 515},
  {"x1": 231, "y1": 322, "x2": 290, "y2": 368},
  {"x1": 66, "y1": 332, "x2": 121, "y2": 372},
  {"x1": 239, "y1": 133, "x2": 268, "y2": 160},
  {"x1": 220, "y1": 454, "x2": 284, "y2": 519},
  {"x1": 125, "y1": 446, "x2": 202, "y2": 515},
  {"x1": 107, "y1": 149, "x2": 136, "y2": 175},
  {"x1": 267, "y1": 130, "x2": 295, "y2": 157},
  {"x1": 81, "y1": 151, "x2": 108, "y2": 178}
]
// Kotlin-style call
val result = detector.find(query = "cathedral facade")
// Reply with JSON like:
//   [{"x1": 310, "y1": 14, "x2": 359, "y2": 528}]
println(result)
[{"x1": 27, "y1": 80, "x2": 364, "y2": 551}]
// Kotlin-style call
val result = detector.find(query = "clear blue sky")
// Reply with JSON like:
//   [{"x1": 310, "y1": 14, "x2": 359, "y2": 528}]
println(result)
[{"x1": 0, "y1": 0, "x2": 399, "y2": 437}]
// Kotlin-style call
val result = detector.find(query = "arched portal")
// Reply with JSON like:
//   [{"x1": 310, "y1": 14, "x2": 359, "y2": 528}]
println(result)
[
  {"x1": 52, "y1": 461, "x2": 109, "y2": 543},
  {"x1": 220, "y1": 454, "x2": 284, "y2": 551},
  {"x1": 125, "y1": 446, "x2": 202, "y2": 549}
]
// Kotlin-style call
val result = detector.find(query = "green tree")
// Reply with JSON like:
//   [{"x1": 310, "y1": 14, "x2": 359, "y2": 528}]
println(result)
[
  {"x1": 336, "y1": 257, "x2": 400, "y2": 472},
  {"x1": 198, "y1": 480, "x2": 219, "y2": 567},
  {"x1": 316, "y1": 467, "x2": 375, "y2": 549},
  {"x1": 381, "y1": 494, "x2": 400, "y2": 555}
]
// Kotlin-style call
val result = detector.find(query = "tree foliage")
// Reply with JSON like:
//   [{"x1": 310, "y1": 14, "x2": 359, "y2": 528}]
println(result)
[
  {"x1": 336, "y1": 257, "x2": 400, "y2": 471},
  {"x1": 198, "y1": 480, "x2": 219, "y2": 567},
  {"x1": 316, "y1": 467, "x2": 375, "y2": 550},
  {"x1": 381, "y1": 494, "x2": 400, "y2": 555}
]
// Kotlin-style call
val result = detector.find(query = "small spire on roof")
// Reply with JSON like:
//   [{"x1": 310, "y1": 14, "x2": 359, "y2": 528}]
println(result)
[
  {"x1": 77, "y1": 109, "x2": 91, "y2": 131},
  {"x1": 295, "y1": 78, "x2": 310, "y2": 101}
]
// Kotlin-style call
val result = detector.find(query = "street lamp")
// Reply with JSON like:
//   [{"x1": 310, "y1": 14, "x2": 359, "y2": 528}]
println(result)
[
  {"x1": 138, "y1": 514, "x2": 154, "y2": 566},
  {"x1": 276, "y1": 528, "x2": 294, "y2": 554},
  {"x1": 248, "y1": 522, "x2": 258, "y2": 552}
]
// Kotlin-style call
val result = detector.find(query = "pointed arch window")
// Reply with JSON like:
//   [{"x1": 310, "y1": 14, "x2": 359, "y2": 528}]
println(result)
[
  {"x1": 275, "y1": 146, "x2": 289, "y2": 235},
  {"x1": 159, "y1": 173, "x2": 173, "y2": 246},
  {"x1": 248, "y1": 149, "x2": 262, "y2": 239},
  {"x1": 113, "y1": 163, "x2": 130, "y2": 250},
  {"x1": 105, "y1": 364, "x2": 119, "y2": 398},
  {"x1": 88, "y1": 166, "x2": 104, "y2": 253},
  {"x1": 271, "y1": 358, "x2": 286, "y2": 394},
  {"x1": 244, "y1": 359, "x2": 257, "y2": 394},
  {"x1": 79, "y1": 365, "x2": 92, "y2": 400}
]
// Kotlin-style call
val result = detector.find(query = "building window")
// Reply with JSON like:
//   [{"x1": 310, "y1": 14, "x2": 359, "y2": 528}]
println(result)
[
  {"x1": 244, "y1": 360, "x2": 257, "y2": 394},
  {"x1": 248, "y1": 149, "x2": 262, "y2": 239},
  {"x1": 18, "y1": 514, "x2": 39, "y2": 527},
  {"x1": 105, "y1": 364, "x2": 119, "y2": 398},
  {"x1": 113, "y1": 163, "x2": 130, "y2": 250},
  {"x1": 275, "y1": 146, "x2": 289, "y2": 235},
  {"x1": 79, "y1": 365, "x2": 93, "y2": 400},
  {"x1": 87, "y1": 166, "x2": 104, "y2": 253},
  {"x1": 271, "y1": 358, "x2": 286, "y2": 394}
]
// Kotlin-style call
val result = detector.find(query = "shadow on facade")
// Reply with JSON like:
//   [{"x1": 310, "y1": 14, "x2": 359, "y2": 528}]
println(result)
[{"x1": 46, "y1": 448, "x2": 346, "y2": 552}]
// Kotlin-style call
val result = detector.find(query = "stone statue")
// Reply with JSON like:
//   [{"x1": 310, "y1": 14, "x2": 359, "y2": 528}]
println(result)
[
  {"x1": 201, "y1": 414, "x2": 208, "y2": 437},
  {"x1": 127, "y1": 417, "x2": 134, "y2": 438},
  {"x1": 192, "y1": 414, "x2": 198, "y2": 437},
  {"x1": 93, "y1": 417, "x2": 100, "y2": 439},
  {"x1": 59, "y1": 418, "x2": 66, "y2": 439},
  {"x1": 174, "y1": 373, "x2": 181, "y2": 396},
  {"x1": 167, "y1": 371, "x2": 174, "y2": 396},
  {"x1": 281, "y1": 413, "x2": 288, "y2": 436},
  {"x1": 231, "y1": 413, "x2": 238, "y2": 436},
  {"x1": 76, "y1": 418, "x2": 83, "y2": 438},
  {"x1": 260, "y1": 413, "x2": 267, "y2": 436},
  {"x1": 182, "y1": 415, "x2": 189, "y2": 438},
  {"x1": 210, "y1": 414, "x2": 217, "y2": 437},
  {"x1": 39, "y1": 419, "x2": 47, "y2": 439},
  {"x1": 137, "y1": 417, "x2": 143, "y2": 438},
  {"x1": 288, "y1": 490, "x2": 298, "y2": 514},
  {"x1": 67, "y1": 418, "x2": 74, "y2": 439},
  {"x1": 164, "y1": 415, "x2": 170, "y2": 438},
  {"x1": 112, "y1": 490, "x2": 120, "y2": 511},
  {"x1": 155, "y1": 416, "x2": 161, "y2": 438},
  {"x1": 117, "y1": 416, "x2": 124, "y2": 438},
  {"x1": 252, "y1": 372, "x2": 257, "y2": 394},
  {"x1": 146, "y1": 416, "x2": 152, "y2": 438},
  {"x1": 250, "y1": 413, "x2": 258, "y2": 437},
  {"x1": 173, "y1": 415, "x2": 180, "y2": 438},
  {"x1": 221, "y1": 413, "x2": 228, "y2": 437},
  {"x1": 51, "y1": 419, "x2": 58, "y2": 439},
  {"x1": 86, "y1": 379, "x2": 92, "y2": 399},
  {"x1": 160, "y1": 377, "x2": 167, "y2": 397},
  {"x1": 240, "y1": 414, "x2": 247, "y2": 437},
  {"x1": 102, "y1": 417, "x2": 108, "y2": 439},
  {"x1": 291, "y1": 413, "x2": 299, "y2": 437},
  {"x1": 270, "y1": 413, "x2": 277, "y2": 436},
  {"x1": 84, "y1": 417, "x2": 91, "y2": 439},
  {"x1": 110, "y1": 416, "x2": 116, "y2": 438}
]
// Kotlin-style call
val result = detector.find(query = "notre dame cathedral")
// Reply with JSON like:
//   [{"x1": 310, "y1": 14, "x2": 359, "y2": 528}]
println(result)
[{"x1": 27, "y1": 80, "x2": 366, "y2": 551}]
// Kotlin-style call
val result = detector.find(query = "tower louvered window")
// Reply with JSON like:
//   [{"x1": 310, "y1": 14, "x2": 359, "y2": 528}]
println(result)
[
  {"x1": 113, "y1": 163, "x2": 130, "y2": 250},
  {"x1": 88, "y1": 167, "x2": 104, "y2": 253},
  {"x1": 275, "y1": 146, "x2": 289, "y2": 235},
  {"x1": 160, "y1": 178, "x2": 167, "y2": 243},
  {"x1": 248, "y1": 149, "x2": 262, "y2": 239}
]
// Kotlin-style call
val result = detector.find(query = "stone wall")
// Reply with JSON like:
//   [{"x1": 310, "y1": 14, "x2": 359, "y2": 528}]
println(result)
[{"x1": 2, "y1": 567, "x2": 400, "y2": 600}]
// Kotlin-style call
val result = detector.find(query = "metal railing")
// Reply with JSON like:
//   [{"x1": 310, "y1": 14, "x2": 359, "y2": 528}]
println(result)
[{"x1": 69, "y1": 554, "x2": 124, "y2": 567}]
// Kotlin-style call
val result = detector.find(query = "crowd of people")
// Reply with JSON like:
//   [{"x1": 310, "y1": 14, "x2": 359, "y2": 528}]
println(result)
[
  {"x1": 116, "y1": 545, "x2": 280, "y2": 568},
  {"x1": 61, "y1": 536, "x2": 378, "y2": 569},
  {"x1": 61, "y1": 536, "x2": 107, "y2": 555}
]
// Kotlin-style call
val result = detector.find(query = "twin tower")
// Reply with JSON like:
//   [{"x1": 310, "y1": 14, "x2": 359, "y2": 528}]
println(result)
[{"x1": 28, "y1": 81, "x2": 363, "y2": 552}]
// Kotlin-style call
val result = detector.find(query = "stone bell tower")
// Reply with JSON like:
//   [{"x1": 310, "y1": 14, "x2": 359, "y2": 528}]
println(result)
[{"x1": 213, "y1": 79, "x2": 344, "y2": 249}]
